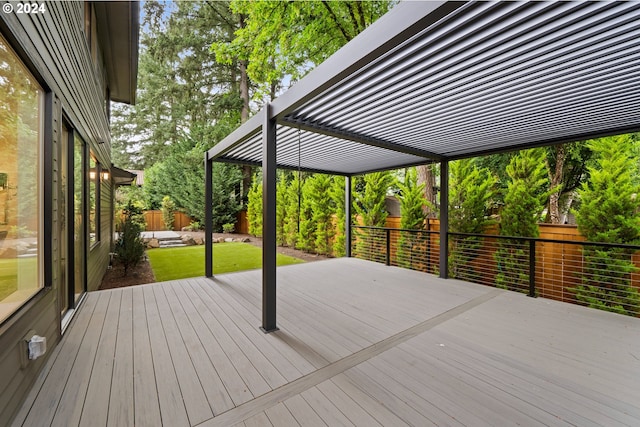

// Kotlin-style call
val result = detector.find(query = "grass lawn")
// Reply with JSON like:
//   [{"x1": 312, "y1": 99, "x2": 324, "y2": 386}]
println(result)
[
  {"x1": 0, "y1": 257, "x2": 37, "y2": 300},
  {"x1": 147, "y1": 242, "x2": 305, "y2": 282}
]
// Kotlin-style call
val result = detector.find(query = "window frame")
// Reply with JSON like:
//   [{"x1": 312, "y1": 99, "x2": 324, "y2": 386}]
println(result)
[
  {"x1": 88, "y1": 150, "x2": 101, "y2": 248},
  {"x1": 0, "y1": 30, "x2": 49, "y2": 326}
]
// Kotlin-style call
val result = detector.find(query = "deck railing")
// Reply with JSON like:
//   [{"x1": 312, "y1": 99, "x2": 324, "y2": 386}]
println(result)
[{"x1": 351, "y1": 225, "x2": 640, "y2": 317}]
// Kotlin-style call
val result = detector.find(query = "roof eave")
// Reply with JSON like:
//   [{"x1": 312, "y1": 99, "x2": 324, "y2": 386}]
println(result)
[{"x1": 95, "y1": 1, "x2": 140, "y2": 105}]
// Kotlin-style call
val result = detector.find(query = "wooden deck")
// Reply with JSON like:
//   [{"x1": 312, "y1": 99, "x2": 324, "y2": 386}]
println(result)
[{"x1": 13, "y1": 258, "x2": 640, "y2": 426}]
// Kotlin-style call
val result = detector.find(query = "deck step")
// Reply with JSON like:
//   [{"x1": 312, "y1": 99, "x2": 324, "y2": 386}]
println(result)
[{"x1": 159, "y1": 240, "x2": 187, "y2": 248}]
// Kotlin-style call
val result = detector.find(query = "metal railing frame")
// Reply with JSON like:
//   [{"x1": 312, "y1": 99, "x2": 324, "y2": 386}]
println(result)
[{"x1": 350, "y1": 225, "x2": 640, "y2": 300}]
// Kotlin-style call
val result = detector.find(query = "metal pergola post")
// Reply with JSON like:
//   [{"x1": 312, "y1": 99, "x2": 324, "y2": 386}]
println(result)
[
  {"x1": 439, "y1": 159, "x2": 449, "y2": 279},
  {"x1": 204, "y1": 152, "x2": 213, "y2": 278},
  {"x1": 345, "y1": 175, "x2": 352, "y2": 258},
  {"x1": 261, "y1": 104, "x2": 278, "y2": 333}
]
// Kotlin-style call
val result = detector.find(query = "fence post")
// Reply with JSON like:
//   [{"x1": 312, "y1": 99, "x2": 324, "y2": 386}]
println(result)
[
  {"x1": 528, "y1": 239, "x2": 536, "y2": 298},
  {"x1": 385, "y1": 228, "x2": 391, "y2": 266}
]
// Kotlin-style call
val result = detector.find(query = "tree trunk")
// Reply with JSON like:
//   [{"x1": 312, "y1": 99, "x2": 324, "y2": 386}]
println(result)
[
  {"x1": 417, "y1": 164, "x2": 437, "y2": 217},
  {"x1": 546, "y1": 144, "x2": 565, "y2": 224},
  {"x1": 560, "y1": 191, "x2": 575, "y2": 224},
  {"x1": 238, "y1": 13, "x2": 252, "y2": 199}
]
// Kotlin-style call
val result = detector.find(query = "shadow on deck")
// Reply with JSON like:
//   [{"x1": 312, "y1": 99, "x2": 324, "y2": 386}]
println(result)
[{"x1": 13, "y1": 258, "x2": 640, "y2": 426}]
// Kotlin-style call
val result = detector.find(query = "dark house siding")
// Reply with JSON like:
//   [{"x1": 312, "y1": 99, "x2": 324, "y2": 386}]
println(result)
[{"x1": 0, "y1": 2, "x2": 126, "y2": 424}]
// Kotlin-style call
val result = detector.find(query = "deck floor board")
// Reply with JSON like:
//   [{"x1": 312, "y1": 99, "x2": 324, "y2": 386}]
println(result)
[{"x1": 13, "y1": 258, "x2": 640, "y2": 427}]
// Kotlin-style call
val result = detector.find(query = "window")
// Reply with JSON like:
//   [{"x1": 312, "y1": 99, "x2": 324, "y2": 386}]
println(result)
[
  {"x1": 73, "y1": 135, "x2": 86, "y2": 299},
  {"x1": 89, "y1": 151, "x2": 100, "y2": 246},
  {"x1": 0, "y1": 33, "x2": 44, "y2": 323}
]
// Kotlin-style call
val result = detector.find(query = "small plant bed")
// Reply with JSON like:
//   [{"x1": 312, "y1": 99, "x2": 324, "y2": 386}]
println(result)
[
  {"x1": 100, "y1": 259, "x2": 156, "y2": 290},
  {"x1": 147, "y1": 242, "x2": 305, "y2": 282}
]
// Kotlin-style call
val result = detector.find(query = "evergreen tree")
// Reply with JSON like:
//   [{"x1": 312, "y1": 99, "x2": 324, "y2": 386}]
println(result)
[
  {"x1": 297, "y1": 178, "x2": 316, "y2": 253},
  {"x1": 330, "y1": 176, "x2": 347, "y2": 257},
  {"x1": 396, "y1": 168, "x2": 428, "y2": 269},
  {"x1": 210, "y1": 163, "x2": 243, "y2": 231},
  {"x1": 495, "y1": 149, "x2": 548, "y2": 291},
  {"x1": 573, "y1": 135, "x2": 640, "y2": 316},
  {"x1": 448, "y1": 159, "x2": 496, "y2": 280},
  {"x1": 112, "y1": 1, "x2": 244, "y2": 169},
  {"x1": 115, "y1": 201, "x2": 145, "y2": 276},
  {"x1": 246, "y1": 175, "x2": 262, "y2": 237},
  {"x1": 355, "y1": 171, "x2": 395, "y2": 226},
  {"x1": 354, "y1": 171, "x2": 395, "y2": 259},
  {"x1": 284, "y1": 173, "x2": 303, "y2": 248},
  {"x1": 276, "y1": 173, "x2": 289, "y2": 246},
  {"x1": 142, "y1": 139, "x2": 241, "y2": 228},
  {"x1": 307, "y1": 174, "x2": 334, "y2": 256},
  {"x1": 160, "y1": 196, "x2": 176, "y2": 230}
]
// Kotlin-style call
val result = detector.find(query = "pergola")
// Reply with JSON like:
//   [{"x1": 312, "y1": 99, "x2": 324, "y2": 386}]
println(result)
[{"x1": 205, "y1": 0, "x2": 640, "y2": 332}]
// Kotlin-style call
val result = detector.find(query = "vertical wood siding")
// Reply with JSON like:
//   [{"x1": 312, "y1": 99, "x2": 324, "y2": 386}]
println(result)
[{"x1": 0, "y1": 2, "x2": 117, "y2": 424}]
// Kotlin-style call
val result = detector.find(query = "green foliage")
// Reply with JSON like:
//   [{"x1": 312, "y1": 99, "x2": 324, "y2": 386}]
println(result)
[
  {"x1": 354, "y1": 171, "x2": 395, "y2": 259},
  {"x1": 111, "y1": 1, "x2": 243, "y2": 169},
  {"x1": 161, "y1": 196, "x2": 176, "y2": 230},
  {"x1": 142, "y1": 162, "x2": 165, "y2": 210},
  {"x1": 396, "y1": 168, "x2": 428, "y2": 268},
  {"x1": 495, "y1": 149, "x2": 548, "y2": 291},
  {"x1": 213, "y1": 1, "x2": 393, "y2": 101},
  {"x1": 355, "y1": 171, "x2": 395, "y2": 227},
  {"x1": 297, "y1": 178, "x2": 316, "y2": 253},
  {"x1": 211, "y1": 163, "x2": 243, "y2": 231},
  {"x1": 308, "y1": 174, "x2": 334, "y2": 256},
  {"x1": 276, "y1": 174, "x2": 289, "y2": 246},
  {"x1": 185, "y1": 221, "x2": 201, "y2": 232},
  {"x1": 284, "y1": 173, "x2": 303, "y2": 248},
  {"x1": 115, "y1": 202, "x2": 145, "y2": 276},
  {"x1": 449, "y1": 160, "x2": 496, "y2": 234},
  {"x1": 543, "y1": 142, "x2": 593, "y2": 223},
  {"x1": 398, "y1": 168, "x2": 428, "y2": 230},
  {"x1": 499, "y1": 148, "x2": 549, "y2": 238},
  {"x1": 448, "y1": 159, "x2": 496, "y2": 281},
  {"x1": 222, "y1": 223, "x2": 235, "y2": 234},
  {"x1": 330, "y1": 176, "x2": 346, "y2": 257},
  {"x1": 575, "y1": 135, "x2": 640, "y2": 244},
  {"x1": 573, "y1": 135, "x2": 640, "y2": 316},
  {"x1": 144, "y1": 141, "x2": 242, "y2": 230},
  {"x1": 247, "y1": 176, "x2": 262, "y2": 237}
]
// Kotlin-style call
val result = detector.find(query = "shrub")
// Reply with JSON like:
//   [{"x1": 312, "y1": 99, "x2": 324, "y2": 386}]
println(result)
[
  {"x1": 296, "y1": 178, "x2": 316, "y2": 252},
  {"x1": 330, "y1": 176, "x2": 346, "y2": 257},
  {"x1": 284, "y1": 173, "x2": 303, "y2": 248},
  {"x1": 494, "y1": 149, "x2": 548, "y2": 292},
  {"x1": 161, "y1": 196, "x2": 176, "y2": 230},
  {"x1": 222, "y1": 223, "x2": 235, "y2": 233},
  {"x1": 276, "y1": 175, "x2": 288, "y2": 245},
  {"x1": 354, "y1": 171, "x2": 395, "y2": 259},
  {"x1": 448, "y1": 159, "x2": 496, "y2": 281},
  {"x1": 247, "y1": 175, "x2": 262, "y2": 236},
  {"x1": 185, "y1": 221, "x2": 201, "y2": 231},
  {"x1": 397, "y1": 168, "x2": 428, "y2": 269},
  {"x1": 308, "y1": 174, "x2": 334, "y2": 255},
  {"x1": 573, "y1": 135, "x2": 640, "y2": 316},
  {"x1": 115, "y1": 201, "x2": 145, "y2": 276}
]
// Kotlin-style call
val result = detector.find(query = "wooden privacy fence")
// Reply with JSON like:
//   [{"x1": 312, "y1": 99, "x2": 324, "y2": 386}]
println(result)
[{"x1": 143, "y1": 210, "x2": 192, "y2": 231}]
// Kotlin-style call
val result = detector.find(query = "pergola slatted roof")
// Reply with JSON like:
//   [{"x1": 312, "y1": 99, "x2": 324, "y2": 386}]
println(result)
[
  {"x1": 205, "y1": 0, "x2": 640, "y2": 334},
  {"x1": 208, "y1": 0, "x2": 640, "y2": 174}
]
